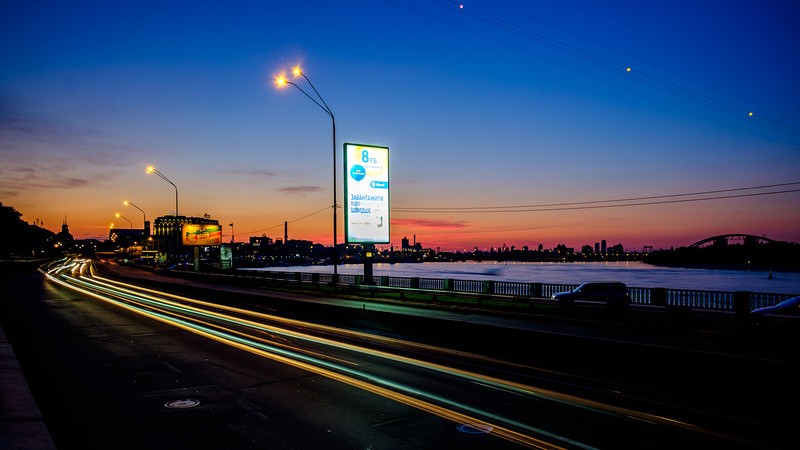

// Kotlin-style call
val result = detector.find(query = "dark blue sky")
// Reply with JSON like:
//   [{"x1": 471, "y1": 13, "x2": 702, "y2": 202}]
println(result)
[{"x1": 2, "y1": 0, "x2": 798, "y2": 250}]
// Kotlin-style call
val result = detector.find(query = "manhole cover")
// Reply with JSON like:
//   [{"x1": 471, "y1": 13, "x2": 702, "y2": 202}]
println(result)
[
  {"x1": 164, "y1": 399, "x2": 200, "y2": 409},
  {"x1": 457, "y1": 423, "x2": 493, "y2": 434}
]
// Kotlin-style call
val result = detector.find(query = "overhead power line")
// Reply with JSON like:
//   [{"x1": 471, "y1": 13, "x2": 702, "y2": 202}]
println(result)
[
  {"x1": 230, "y1": 181, "x2": 798, "y2": 238},
  {"x1": 239, "y1": 206, "x2": 329, "y2": 237},
  {"x1": 395, "y1": 0, "x2": 800, "y2": 148},
  {"x1": 236, "y1": 182, "x2": 799, "y2": 236},
  {"x1": 393, "y1": 181, "x2": 800, "y2": 214}
]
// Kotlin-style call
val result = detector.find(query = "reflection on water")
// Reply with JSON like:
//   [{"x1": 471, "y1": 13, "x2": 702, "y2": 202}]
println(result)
[{"x1": 243, "y1": 261, "x2": 800, "y2": 295}]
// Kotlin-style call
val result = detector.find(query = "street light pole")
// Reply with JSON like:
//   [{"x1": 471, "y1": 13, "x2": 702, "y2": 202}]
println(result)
[
  {"x1": 115, "y1": 213, "x2": 132, "y2": 229},
  {"x1": 123, "y1": 200, "x2": 146, "y2": 227},
  {"x1": 146, "y1": 165, "x2": 181, "y2": 259},
  {"x1": 146, "y1": 166, "x2": 179, "y2": 217},
  {"x1": 275, "y1": 67, "x2": 339, "y2": 281}
]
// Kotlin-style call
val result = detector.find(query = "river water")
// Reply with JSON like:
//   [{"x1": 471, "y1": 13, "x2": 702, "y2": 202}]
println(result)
[{"x1": 242, "y1": 261, "x2": 800, "y2": 295}]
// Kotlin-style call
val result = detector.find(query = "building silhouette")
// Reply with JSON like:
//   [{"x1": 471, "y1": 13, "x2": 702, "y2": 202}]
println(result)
[{"x1": 55, "y1": 216, "x2": 74, "y2": 249}]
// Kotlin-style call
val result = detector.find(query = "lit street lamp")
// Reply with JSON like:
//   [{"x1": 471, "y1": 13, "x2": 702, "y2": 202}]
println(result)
[
  {"x1": 275, "y1": 66, "x2": 339, "y2": 279},
  {"x1": 146, "y1": 166, "x2": 179, "y2": 216},
  {"x1": 115, "y1": 213, "x2": 132, "y2": 229},
  {"x1": 123, "y1": 200, "x2": 146, "y2": 226}
]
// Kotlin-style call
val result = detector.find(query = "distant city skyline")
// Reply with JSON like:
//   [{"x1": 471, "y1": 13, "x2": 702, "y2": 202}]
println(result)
[
  {"x1": 2, "y1": 1, "x2": 798, "y2": 252},
  {"x1": 21, "y1": 203, "x2": 795, "y2": 255}
]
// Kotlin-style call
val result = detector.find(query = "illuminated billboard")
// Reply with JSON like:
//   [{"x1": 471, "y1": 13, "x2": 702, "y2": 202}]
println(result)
[
  {"x1": 344, "y1": 142, "x2": 389, "y2": 244},
  {"x1": 181, "y1": 224, "x2": 222, "y2": 246}
]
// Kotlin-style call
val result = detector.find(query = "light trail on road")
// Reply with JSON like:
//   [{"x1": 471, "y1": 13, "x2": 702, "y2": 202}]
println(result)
[{"x1": 40, "y1": 258, "x2": 750, "y2": 449}]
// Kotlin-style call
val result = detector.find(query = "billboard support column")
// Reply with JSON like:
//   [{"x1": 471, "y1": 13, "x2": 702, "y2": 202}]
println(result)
[
  {"x1": 193, "y1": 246, "x2": 200, "y2": 272},
  {"x1": 363, "y1": 244, "x2": 375, "y2": 285}
]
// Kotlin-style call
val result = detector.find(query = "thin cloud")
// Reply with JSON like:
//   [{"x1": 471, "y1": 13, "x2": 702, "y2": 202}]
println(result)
[
  {"x1": 0, "y1": 106, "x2": 129, "y2": 195},
  {"x1": 392, "y1": 218, "x2": 468, "y2": 228},
  {"x1": 217, "y1": 169, "x2": 277, "y2": 178},
  {"x1": 1, "y1": 111, "x2": 101, "y2": 154},
  {"x1": 278, "y1": 186, "x2": 322, "y2": 195},
  {"x1": 1, "y1": 100, "x2": 131, "y2": 162},
  {"x1": 0, "y1": 162, "x2": 113, "y2": 194}
]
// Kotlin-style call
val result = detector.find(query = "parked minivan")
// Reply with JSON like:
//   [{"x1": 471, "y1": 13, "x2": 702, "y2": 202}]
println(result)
[{"x1": 551, "y1": 282, "x2": 630, "y2": 309}]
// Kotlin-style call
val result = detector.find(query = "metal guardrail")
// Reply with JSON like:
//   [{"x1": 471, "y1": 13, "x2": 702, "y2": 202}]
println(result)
[{"x1": 180, "y1": 268, "x2": 797, "y2": 313}]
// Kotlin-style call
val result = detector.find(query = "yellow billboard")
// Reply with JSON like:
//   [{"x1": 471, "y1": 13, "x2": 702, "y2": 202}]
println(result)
[{"x1": 182, "y1": 224, "x2": 222, "y2": 246}]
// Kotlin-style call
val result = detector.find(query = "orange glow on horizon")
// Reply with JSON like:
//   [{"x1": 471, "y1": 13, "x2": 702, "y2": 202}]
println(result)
[{"x1": 36, "y1": 215, "x2": 800, "y2": 254}]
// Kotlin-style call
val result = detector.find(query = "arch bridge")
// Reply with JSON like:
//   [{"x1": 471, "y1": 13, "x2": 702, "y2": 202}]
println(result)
[{"x1": 688, "y1": 234, "x2": 776, "y2": 249}]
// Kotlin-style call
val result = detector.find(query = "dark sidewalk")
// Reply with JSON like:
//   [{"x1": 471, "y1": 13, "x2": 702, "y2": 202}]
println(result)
[{"x1": 1, "y1": 326, "x2": 56, "y2": 450}]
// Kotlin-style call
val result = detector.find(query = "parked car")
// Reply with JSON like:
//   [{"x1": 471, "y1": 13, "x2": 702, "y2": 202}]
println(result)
[
  {"x1": 551, "y1": 281, "x2": 630, "y2": 308},
  {"x1": 750, "y1": 296, "x2": 800, "y2": 318}
]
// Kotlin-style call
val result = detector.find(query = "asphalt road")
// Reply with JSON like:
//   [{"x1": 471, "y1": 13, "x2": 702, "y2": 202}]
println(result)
[
  {"x1": 5, "y1": 268, "x2": 514, "y2": 449},
  {"x1": 2, "y1": 261, "x2": 799, "y2": 449}
]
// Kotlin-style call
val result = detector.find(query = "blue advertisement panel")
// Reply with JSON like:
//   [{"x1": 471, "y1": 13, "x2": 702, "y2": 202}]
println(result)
[{"x1": 344, "y1": 143, "x2": 390, "y2": 244}]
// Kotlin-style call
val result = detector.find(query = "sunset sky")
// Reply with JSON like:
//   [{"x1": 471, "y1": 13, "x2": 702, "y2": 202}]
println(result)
[{"x1": 2, "y1": 0, "x2": 799, "y2": 252}]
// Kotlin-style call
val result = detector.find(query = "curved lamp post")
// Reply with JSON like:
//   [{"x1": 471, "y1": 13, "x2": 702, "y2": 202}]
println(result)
[
  {"x1": 115, "y1": 213, "x2": 132, "y2": 229},
  {"x1": 123, "y1": 200, "x2": 146, "y2": 226},
  {"x1": 275, "y1": 67, "x2": 339, "y2": 279},
  {"x1": 146, "y1": 166, "x2": 179, "y2": 216}
]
